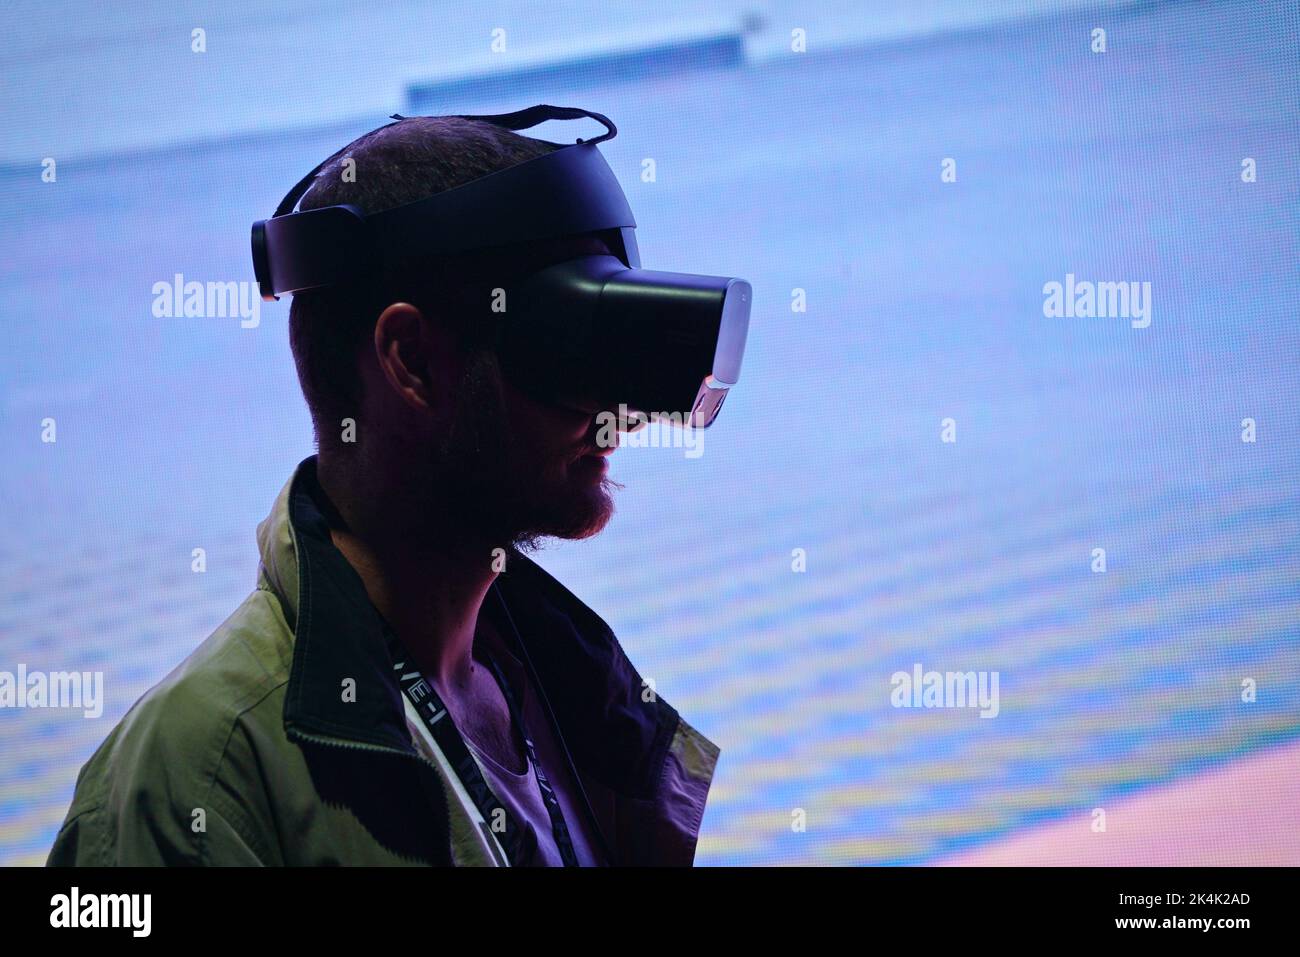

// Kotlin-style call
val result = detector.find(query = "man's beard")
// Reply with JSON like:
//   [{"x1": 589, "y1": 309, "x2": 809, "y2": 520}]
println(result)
[{"x1": 429, "y1": 348, "x2": 619, "y2": 552}]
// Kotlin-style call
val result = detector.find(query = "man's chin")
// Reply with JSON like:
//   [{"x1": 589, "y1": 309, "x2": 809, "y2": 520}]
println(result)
[{"x1": 511, "y1": 476, "x2": 619, "y2": 550}]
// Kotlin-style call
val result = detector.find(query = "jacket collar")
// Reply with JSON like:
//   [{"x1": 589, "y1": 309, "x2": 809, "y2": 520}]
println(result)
[{"x1": 256, "y1": 455, "x2": 681, "y2": 798}]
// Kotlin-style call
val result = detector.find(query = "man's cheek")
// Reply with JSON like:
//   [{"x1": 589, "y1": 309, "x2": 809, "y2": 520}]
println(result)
[{"x1": 509, "y1": 435, "x2": 561, "y2": 484}]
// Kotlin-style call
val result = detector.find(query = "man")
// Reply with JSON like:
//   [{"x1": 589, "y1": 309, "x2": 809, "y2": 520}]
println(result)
[{"x1": 46, "y1": 113, "x2": 720, "y2": 866}]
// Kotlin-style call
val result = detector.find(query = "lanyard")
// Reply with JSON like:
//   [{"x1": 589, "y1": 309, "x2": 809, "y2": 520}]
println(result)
[{"x1": 385, "y1": 609, "x2": 580, "y2": 867}]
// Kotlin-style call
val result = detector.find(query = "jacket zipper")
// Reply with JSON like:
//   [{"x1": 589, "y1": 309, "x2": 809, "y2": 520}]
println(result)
[{"x1": 285, "y1": 726, "x2": 453, "y2": 861}]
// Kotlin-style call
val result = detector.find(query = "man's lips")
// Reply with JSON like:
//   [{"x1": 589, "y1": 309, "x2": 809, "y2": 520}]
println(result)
[{"x1": 570, "y1": 438, "x2": 617, "y2": 469}]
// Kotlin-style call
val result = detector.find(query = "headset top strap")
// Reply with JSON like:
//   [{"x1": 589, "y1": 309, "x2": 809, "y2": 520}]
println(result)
[
  {"x1": 446, "y1": 104, "x2": 617, "y2": 144},
  {"x1": 271, "y1": 104, "x2": 617, "y2": 219}
]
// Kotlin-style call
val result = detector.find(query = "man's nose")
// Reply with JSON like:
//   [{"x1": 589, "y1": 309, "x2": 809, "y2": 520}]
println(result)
[{"x1": 557, "y1": 393, "x2": 650, "y2": 432}]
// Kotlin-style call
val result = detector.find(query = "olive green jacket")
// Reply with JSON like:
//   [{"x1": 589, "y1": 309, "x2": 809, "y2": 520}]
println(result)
[{"x1": 46, "y1": 456, "x2": 719, "y2": 866}]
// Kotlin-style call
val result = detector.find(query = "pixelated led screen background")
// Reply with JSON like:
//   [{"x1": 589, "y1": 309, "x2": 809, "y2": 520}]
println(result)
[{"x1": 2, "y1": 0, "x2": 1298, "y2": 865}]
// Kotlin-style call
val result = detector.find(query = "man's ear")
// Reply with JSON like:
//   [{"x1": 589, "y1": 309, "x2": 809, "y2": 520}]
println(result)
[{"x1": 372, "y1": 302, "x2": 457, "y2": 414}]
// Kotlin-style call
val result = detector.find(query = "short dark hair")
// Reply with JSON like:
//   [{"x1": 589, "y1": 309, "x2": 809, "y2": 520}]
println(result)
[{"x1": 287, "y1": 116, "x2": 562, "y2": 450}]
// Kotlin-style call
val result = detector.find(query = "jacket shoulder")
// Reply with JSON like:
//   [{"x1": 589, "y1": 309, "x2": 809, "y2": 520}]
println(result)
[{"x1": 47, "y1": 587, "x2": 293, "y2": 866}]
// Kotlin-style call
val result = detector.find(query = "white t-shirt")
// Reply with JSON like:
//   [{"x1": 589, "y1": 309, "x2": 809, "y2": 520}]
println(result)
[{"x1": 459, "y1": 624, "x2": 604, "y2": 867}]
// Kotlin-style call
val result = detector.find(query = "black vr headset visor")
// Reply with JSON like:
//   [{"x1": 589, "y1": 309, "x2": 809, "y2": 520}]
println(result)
[{"x1": 251, "y1": 105, "x2": 750, "y2": 429}]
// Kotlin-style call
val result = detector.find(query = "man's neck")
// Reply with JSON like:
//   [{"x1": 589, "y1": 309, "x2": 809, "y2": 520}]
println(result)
[{"x1": 316, "y1": 453, "x2": 497, "y2": 691}]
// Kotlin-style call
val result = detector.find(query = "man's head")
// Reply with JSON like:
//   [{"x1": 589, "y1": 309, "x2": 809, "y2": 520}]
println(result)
[{"x1": 288, "y1": 116, "x2": 622, "y2": 551}]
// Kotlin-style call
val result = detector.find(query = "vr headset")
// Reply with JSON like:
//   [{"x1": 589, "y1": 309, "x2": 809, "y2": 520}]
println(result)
[{"x1": 251, "y1": 104, "x2": 751, "y2": 429}]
